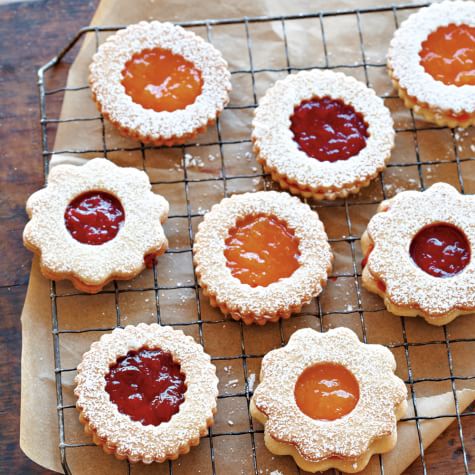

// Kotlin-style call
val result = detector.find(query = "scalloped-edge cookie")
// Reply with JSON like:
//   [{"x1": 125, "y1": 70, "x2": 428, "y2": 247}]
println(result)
[
  {"x1": 252, "y1": 70, "x2": 394, "y2": 200},
  {"x1": 74, "y1": 323, "x2": 218, "y2": 463},
  {"x1": 250, "y1": 327, "x2": 407, "y2": 473},
  {"x1": 362, "y1": 182, "x2": 475, "y2": 325},
  {"x1": 388, "y1": 1, "x2": 475, "y2": 128},
  {"x1": 89, "y1": 21, "x2": 231, "y2": 145},
  {"x1": 23, "y1": 158, "x2": 169, "y2": 293},
  {"x1": 193, "y1": 191, "x2": 333, "y2": 325}
]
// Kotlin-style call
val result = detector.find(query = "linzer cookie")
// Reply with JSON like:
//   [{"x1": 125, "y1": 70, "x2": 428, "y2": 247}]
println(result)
[
  {"x1": 89, "y1": 21, "x2": 231, "y2": 145},
  {"x1": 23, "y1": 158, "x2": 169, "y2": 293},
  {"x1": 388, "y1": 1, "x2": 475, "y2": 127},
  {"x1": 250, "y1": 327, "x2": 407, "y2": 473},
  {"x1": 362, "y1": 183, "x2": 475, "y2": 325},
  {"x1": 252, "y1": 70, "x2": 394, "y2": 200},
  {"x1": 193, "y1": 191, "x2": 333, "y2": 325},
  {"x1": 75, "y1": 323, "x2": 218, "y2": 463}
]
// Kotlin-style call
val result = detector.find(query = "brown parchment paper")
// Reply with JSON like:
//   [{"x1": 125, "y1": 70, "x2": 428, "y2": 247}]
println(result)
[{"x1": 20, "y1": 0, "x2": 475, "y2": 473}]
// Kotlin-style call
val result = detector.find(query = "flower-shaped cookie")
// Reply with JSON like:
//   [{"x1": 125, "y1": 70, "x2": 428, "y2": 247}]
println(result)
[
  {"x1": 362, "y1": 182, "x2": 475, "y2": 325},
  {"x1": 75, "y1": 323, "x2": 218, "y2": 463},
  {"x1": 193, "y1": 191, "x2": 333, "y2": 325},
  {"x1": 388, "y1": 1, "x2": 475, "y2": 128},
  {"x1": 90, "y1": 21, "x2": 231, "y2": 145},
  {"x1": 252, "y1": 70, "x2": 394, "y2": 200},
  {"x1": 23, "y1": 158, "x2": 169, "y2": 293},
  {"x1": 251, "y1": 327, "x2": 407, "y2": 473}
]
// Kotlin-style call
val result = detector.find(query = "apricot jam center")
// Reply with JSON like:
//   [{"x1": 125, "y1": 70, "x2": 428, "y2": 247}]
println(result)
[
  {"x1": 410, "y1": 223, "x2": 470, "y2": 278},
  {"x1": 224, "y1": 214, "x2": 300, "y2": 287},
  {"x1": 295, "y1": 363, "x2": 359, "y2": 421},
  {"x1": 121, "y1": 47, "x2": 203, "y2": 112},
  {"x1": 290, "y1": 97, "x2": 369, "y2": 162},
  {"x1": 105, "y1": 348, "x2": 186, "y2": 426},
  {"x1": 420, "y1": 24, "x2": 475, "y2": 86},
  {"x1": 65, "y1": 191, "x2": 125, "y2": 245}
]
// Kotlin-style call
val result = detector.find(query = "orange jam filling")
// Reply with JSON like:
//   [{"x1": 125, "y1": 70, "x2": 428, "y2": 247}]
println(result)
[
  {"x1": 121, "y1": 48, "x2": 203, "y2": 112},
  {"x1": 420, "y1": 24, "x2": 475, "y2": 86},
  {"x1": 224, "y1": 214, "x2": 300, "y2": 287},
  {"x1": 295, "y1": 363, "x2": 359, "y2": 421}
]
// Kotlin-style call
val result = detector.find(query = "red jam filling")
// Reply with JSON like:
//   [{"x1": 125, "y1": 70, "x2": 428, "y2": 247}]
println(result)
[
  {"x1": 144, "y1": 253, "x2": 158, "y2": 268},
  {"x1": 420, "y1": 24, "x2": 475, "y2": 87},
  {"x1": 121, "y1": 47, "x2": 203, "y2": 112},
  {"x1": 294, "y1": 363, "x2": 359, "y2": 421},
  {"x1": 290, "y1": 97, "x2": 369, "y2": 162},
  {"x1": 410, "y1": 224, "x2": 470, "y2": 278},
  {"x1": 377, "y1": 280, "x2": 387, "y2": 293},
  {"x1": 105, "y1": 348, "x2": 186, "y2": 426},
  {"x1": 224, "y1": 214, "x2": 301, "y2": 287},
  {"x1": 65, "y1": 191, "x2": 125, "y2": 245},
  {"x1": 361, "y1": 244, "x2": 374, "y2": 269}
]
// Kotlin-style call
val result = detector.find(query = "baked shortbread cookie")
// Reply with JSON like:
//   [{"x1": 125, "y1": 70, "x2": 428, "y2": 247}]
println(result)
[
  {"x1": 251, "y1": 327, "x2": 407, "y2": 473},
  {"x1": 23, "y1": 158, "x2": 168, "y2": 293},
  {"x1": 75, "y1": 323, "x2": 218, "y2": 463},
  {"x1": 193, "y1": 191, "x2": 333, "y2": 325},
  {"x1": 362, "y1": 183, "x2": 475, "y2": 325},
  {"x1": 89, "y1": 21, "x2": 231, "y2": 145},
  {"x1": 388, "y1": 1, "x2": 475, "y2": 128},
  {"x1": 252, "y1": 70, "x2": 394, "y2": 200}
]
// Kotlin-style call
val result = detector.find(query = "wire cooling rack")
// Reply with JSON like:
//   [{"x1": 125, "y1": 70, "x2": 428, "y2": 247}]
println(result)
[{"x1": 37, "y1": 2, "x2": 475, "y2": 474}]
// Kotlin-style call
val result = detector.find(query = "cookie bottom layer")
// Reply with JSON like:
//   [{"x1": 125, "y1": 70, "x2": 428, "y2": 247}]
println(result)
[
  {"x1": 78, "y1": 408, "x2": 214, "y2": 463},
  {"x1": 361, "y1": 231, "x2": 473, "y2": 326},
  {"x1": 250, "y1": 399, "x2": 407, "y2": 473},
  {"x1": 255, "y1": 148, "x2": 381, "y2": 201},
  {"x1": 198, "y1": 273, "x2": 328, "y2": 325},
  {"x1": 200, "y1": 280, "x2": 308, "y2": 325},
  {"x1": 26, "y1": 240, "x2": 167, "y2": 294},
  {"x1": 92, "y1": 92, "x2": 222, "y2": 147},
  {"x1": 262, "y1": 163, "x2": 369, "y2": 200},
  {"x1": 389, "y1": 69, "x2": 475, "y2": 129}
]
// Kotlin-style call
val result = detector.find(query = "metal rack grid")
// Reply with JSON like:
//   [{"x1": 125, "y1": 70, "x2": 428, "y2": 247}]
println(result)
[{"x1": 36, "y1": 3, "x2": 475, "y2": 474}]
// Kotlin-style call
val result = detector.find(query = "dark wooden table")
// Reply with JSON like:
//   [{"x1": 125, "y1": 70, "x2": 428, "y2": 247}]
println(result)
[
  {"x1": 0, "y1": 2, "x2": 97, "y2": 473},
  {"x1": 0, "y1": 1, "x2": 472, "y2": 474}
]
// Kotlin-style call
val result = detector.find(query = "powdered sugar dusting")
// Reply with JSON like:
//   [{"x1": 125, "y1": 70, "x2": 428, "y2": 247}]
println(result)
[
  {"x1": 251, "y1": 327, "x2": 407, "y2": 468},
  {"x1": 388, "y1": 1, "x2": 475, "y2": 114},
  {"x1": 252, "y1": 70, "x2": 394, "y2": 199},
  {"x1": 363, "y1": 182, "x2": 475, "y2": 323},
  {"x1": 193, "y1": 191, "x2": 333, "y2": 324},
  {"x1": 89, "y1": 21, "x2": 231, "y2": 144},
  {"x1": 23, "y1": 158, "x2": 169, "y2": 292},
  {"x1": 74, "y1": 323, "x2": 218, "y2": 462}
]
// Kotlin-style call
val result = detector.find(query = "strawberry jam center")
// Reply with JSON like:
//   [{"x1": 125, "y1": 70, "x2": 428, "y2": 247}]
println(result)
[
  {"x1": 65, "y1": 191, "x2": 125, "y2": 245},
  {"x1": 121, "y1": 47, "x2": 203, "y2": 112},
  {"x1": 224, "y1": 214, "x2": 300, "y2": 287},
  {"x1": 290, "y1": 97, "x2": 369, "y2": 162},
  {"x1": 420, "y1": 24, "x2": 475, "y2": 86},
  {"x1": 295, "y1": 363, "x2": 359, "y2": 421},
  {"x1": 105, "y1": 348, "x2": 186, "y2": 426},
  {"x1": 410, "y1": 223, "x2": 470, "y2": 278}
]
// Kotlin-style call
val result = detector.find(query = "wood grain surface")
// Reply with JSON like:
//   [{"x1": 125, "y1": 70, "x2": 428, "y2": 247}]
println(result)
[
  {"x1": 0, "y1": 2, "x2": 97, "y2": 473},
  {"x1": 0, "y1": 1, "x2": 472, "y2": 474}
]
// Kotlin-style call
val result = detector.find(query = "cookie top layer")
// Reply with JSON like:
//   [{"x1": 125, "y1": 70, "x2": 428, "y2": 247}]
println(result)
[
  {"x1": 388, "y1": 0, "x2": 475, "y2": 113},
  {"x1": 252, "y1": 327, "x2": 407, "y2": 462},
  {"x1": 23, "y1": 158, "x2": 168, "y2": 288}
]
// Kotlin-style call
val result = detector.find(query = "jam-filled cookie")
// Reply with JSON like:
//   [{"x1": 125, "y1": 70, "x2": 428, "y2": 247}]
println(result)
[
  {"x1": 252, "y1": 70, "x2": 394, "y2": 200},
  {"x1": 75, "y1": 323, "x2": 218, "y2": 463},
  {"x1": 23, "y1": 158, "x2": 168, "y2": 293},
  {"x1": 193, "y1": 191, "x2": 333, "y2": 325},
  {"x1": 89, "y1": 21, "x2": 231, "y2": 145},
  {"x1": 388, "y1": 1, "x2": 475, "y2": 128},
  {"x1": 251, "y1": 327, "x2": 407, "y2": 473},
  {"x1": 362, "y1": 183, "x2": 475, "y2": 325}
]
